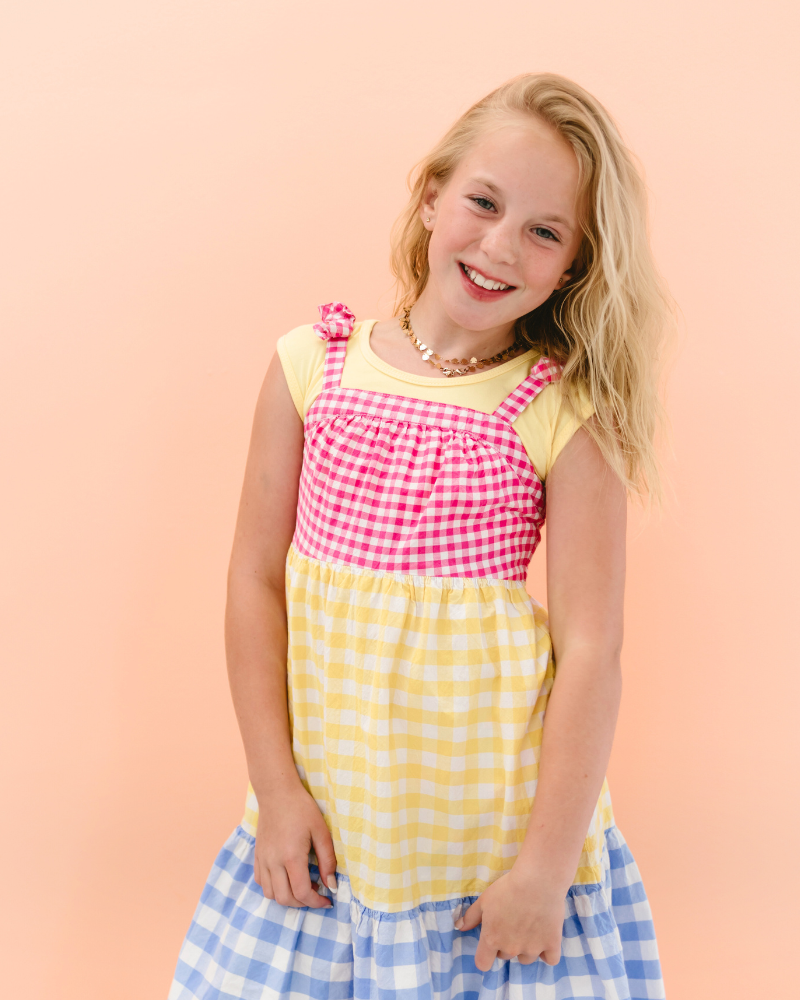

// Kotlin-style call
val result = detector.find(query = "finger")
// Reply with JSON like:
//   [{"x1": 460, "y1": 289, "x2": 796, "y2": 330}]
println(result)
[
  {"x1": 473, "y1": 939, "x2": 498, "y2": 974},
  {"x1": 311, "y1": 825, "x2": 338, "y2": 895},
  {"x1": 270, "y1": 865, "x2": 305, "y2": 908},
  {"x1": 517, "y1": 952, "x2": 538, "y2": 965},
  {"x1": 260, "y1": 868, "x2": 274, "y2": 900},
  {"x1": 454, "y1": 900, "x2": 482, "y2": 931},
  {"x1": 254, "y1": 852, "x2": 275, "y2": 898},
  {"x1": 286, "y1": 857, "x2": 332, "y2": 909},
  {"x1": 539, "y1": 945, "x2": 562, "y2": 967}
]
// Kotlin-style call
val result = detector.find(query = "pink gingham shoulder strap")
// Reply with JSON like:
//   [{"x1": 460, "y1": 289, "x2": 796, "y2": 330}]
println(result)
[
  {"x1": 494, "y1": 356, "x2": 563, "y2": 424},
  {"x1": 313, "y1": 302, "x2": 356, "y2": 391}
]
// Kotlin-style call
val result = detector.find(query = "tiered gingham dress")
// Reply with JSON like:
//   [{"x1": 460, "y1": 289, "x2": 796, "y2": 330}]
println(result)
[{"x1": 170, "y1": 304, "x2": 665, "y2": 1000}]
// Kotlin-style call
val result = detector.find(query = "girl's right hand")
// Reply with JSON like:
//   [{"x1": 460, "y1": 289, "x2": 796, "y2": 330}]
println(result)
[{"x1": 253, "y1": 783, "x2": 337, "y2": 909}]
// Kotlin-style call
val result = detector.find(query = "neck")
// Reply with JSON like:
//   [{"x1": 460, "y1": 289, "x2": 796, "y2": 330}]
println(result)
[{"x1": 408, "y1": 288, "x2": 518, "y2": 359}]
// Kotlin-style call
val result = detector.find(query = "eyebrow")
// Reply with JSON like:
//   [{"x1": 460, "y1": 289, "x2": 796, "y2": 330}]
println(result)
[
  {"x1": 469, "y1": 176, "x2": 576, "y2": 234},
  {"x1": 473, "y1": 177, "x2": 502, "y2": 195}
]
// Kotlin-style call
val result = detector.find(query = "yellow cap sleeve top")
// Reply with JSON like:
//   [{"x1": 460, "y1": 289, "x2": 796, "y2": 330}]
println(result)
[{"x1": 276, "y1": 319, "x2": 594, "y2": 482}]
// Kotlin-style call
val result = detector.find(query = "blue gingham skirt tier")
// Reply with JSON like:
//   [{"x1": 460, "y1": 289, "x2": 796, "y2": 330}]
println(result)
[{"x1": 169, "y1": 824, "x2": 664, "y2": 1000}]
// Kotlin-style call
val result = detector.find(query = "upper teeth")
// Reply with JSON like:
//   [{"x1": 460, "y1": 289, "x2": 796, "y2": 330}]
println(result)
[{"x1": 466, "y1": 266, "x2": 509, "y2": 291}]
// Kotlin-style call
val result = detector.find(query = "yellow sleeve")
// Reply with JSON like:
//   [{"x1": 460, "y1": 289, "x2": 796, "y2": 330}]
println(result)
[
  {"x1": 275, "y1": 324, "x2": 327, "y2": 419},
  {"x1": 513, "y1": 379, "x2": 594, "y2": 481}
]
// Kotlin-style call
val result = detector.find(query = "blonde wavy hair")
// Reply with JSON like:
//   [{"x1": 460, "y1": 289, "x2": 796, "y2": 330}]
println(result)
[{"x1": 390, "y1": 72, "x2": 674, "y2": 500}]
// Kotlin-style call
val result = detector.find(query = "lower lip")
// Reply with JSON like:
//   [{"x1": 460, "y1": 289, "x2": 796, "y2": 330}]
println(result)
[{"x1": 458, "y1": 263, "x2": 515, "y2": 301}]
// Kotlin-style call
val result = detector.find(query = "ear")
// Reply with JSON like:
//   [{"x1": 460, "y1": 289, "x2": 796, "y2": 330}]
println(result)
[
  {"x1": 559, "y1": 255, "x2": 579, "y2": 287},
  {"x1": 420, "y1": 180, "x2": 440, "y2": 231}
]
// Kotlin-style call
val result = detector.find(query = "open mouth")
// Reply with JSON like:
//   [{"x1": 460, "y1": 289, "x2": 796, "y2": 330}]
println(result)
[{"x1": 459, "y1": 261, "x2": 515, "y2": 292}]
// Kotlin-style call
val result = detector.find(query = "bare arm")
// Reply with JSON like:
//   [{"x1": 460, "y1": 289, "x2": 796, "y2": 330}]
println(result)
[
  {"x1": 514, "y1": 421, "x2": 625, "y2": 888},
  {"x1": 456, "y1": 420, "x2": 626, "y2": 968},
  {"x1": 225, "y1": 351, "x2": 336, "y2": 908}
]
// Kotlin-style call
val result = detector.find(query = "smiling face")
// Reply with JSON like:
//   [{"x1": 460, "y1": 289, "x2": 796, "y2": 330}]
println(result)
[{"x1": 421, "y1": 119, "x2": 583, "y2": 333}]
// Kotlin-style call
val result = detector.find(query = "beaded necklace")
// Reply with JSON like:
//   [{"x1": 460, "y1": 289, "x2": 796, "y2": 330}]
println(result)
[{"x1": 400, "y1": 308, "x2": 523, "y2": 377}]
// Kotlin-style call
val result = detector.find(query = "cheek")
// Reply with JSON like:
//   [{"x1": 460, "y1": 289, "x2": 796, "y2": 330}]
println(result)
[
  {"x1": 428, "y1": 215, "x2": 473, "y2": 272},
  {"x1": 520, "y1": 247, "x2": 569, "y2": 288},
  {"x1": 426, "y1": 227, "x2": 455, "y2": 278}
]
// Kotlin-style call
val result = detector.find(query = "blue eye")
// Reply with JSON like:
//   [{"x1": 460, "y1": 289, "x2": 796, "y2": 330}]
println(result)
[
  {"x1": 534, "y1": 227, "x2": 558, "y2": 241},
  {"x1": 472, "y1": 196, "x2": 496, "y2": 211}
]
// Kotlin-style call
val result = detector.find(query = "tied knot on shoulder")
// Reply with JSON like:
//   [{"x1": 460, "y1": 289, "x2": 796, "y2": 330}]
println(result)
[
  {"x1": 313, "y1": 302, "x2": 355, "y2": 341},
  {"x1": 537, "y1": 357, "x2": 563, "y2": 382}
]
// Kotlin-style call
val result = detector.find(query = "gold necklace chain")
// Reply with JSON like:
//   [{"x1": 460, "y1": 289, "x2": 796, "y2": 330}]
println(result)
[{"x1": 400, "y1": 308, "x2": 522, "y2": 378}]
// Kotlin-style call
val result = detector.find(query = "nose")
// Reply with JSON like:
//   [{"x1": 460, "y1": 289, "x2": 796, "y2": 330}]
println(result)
[{"x1": 479, "y1": 218, "x2": 518, "y2": 267}]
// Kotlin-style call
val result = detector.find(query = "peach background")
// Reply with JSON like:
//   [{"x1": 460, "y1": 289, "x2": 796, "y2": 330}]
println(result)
[{"x1": 2, "y1": 1, "x2": 798, "y2": 997}]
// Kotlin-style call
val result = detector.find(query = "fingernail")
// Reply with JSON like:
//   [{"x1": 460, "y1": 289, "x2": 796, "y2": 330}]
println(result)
[
  {"x1": 454, "y1": 918, "x2": 464, "y2": 929},
  {"x1": 327, "y1": 876, "x2": 338, "y2": 892}
]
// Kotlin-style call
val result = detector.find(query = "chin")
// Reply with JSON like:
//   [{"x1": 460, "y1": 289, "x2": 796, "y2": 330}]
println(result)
[{"x1": 446, "y1": 294, "x2": 518, "y2": 331}]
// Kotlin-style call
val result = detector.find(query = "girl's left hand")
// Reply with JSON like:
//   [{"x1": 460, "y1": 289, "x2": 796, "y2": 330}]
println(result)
[{"x1": 454, "y1": 868, "x2": 566, "y2": 973}]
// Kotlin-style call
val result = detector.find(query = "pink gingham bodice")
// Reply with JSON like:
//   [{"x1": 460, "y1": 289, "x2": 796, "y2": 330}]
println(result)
[{"x1": 292, "y1": 303, "x2": 562, "y2": 581}]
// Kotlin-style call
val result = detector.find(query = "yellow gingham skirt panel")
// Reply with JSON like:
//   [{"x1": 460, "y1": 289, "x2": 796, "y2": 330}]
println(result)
[{"x1": 242, "y1": 544, "x2": 613, "y2": 912}]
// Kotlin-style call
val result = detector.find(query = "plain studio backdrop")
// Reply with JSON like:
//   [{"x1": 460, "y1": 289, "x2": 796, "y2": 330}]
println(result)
[{"x1": 1, "y1": 2, "x2": 798, "y2": 997}]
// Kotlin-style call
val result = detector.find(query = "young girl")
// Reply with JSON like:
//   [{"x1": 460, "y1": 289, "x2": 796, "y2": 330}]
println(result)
[{"x1": 170, "y1": 73, "x2": 670, "y2": 1000}]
